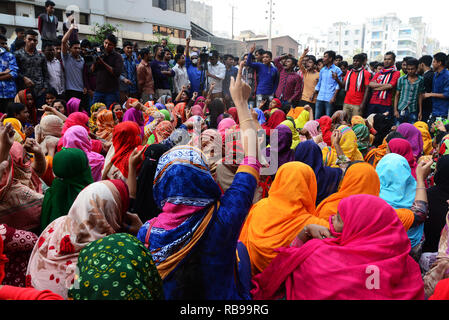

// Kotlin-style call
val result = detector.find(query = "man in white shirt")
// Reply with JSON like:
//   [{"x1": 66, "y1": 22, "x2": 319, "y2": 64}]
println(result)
[
  {"x1": 172, "y1": 53, "x2": 190, "y2": 95},
  {"x1": 43, "y1": 42, "x2": 65, "y2": 96},
  {"x1": 207, "y1": 50, "x2": 226, "y2": 99}
]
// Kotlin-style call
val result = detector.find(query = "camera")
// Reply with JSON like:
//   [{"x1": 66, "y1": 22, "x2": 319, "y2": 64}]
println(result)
[
  {"x1": 199, "y1": 47, "x2": 209, "y2": 71},
  {"x1": 83, "y1": 47, "x2": 105, "y2": 64}
]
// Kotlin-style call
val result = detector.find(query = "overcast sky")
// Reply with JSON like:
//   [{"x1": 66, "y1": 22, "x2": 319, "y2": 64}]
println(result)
[{"x1": 201, "y1": 0, "x2": 449, "y2": 48}]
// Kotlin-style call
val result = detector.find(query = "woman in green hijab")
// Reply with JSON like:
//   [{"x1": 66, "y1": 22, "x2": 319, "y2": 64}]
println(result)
[
  {"x1": 40, "y1": 148, "x2": 94, "y2": 232},
  {"x1": 68, "y1": 233, "x2": 164, "y2": 300},
  {"x1": 352, "y1": 124, "x2": 374, "y2": 158}
]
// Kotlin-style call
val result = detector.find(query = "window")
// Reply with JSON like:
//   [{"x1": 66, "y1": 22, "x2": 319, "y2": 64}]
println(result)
[
  {"x1": 399, "y1": 29, "x2": 412, "y2": 37},
  {"x1": 354, "y1": 40, "x2": 359, "y2": 45},
  {"x1": 0, "y1": 1, "x2": 16, "y2": 15},
  {"x1": 355, "y1": 30, "x2": 360, "y2": 35},
  {"x1": 153, "y1": 0, "x2": 186, "y2": 13},
  {"x1": 79, "y1": 13, "x2": 89, "y2": 25},
  {"x1": 371, "y1": 31, "x2": 382, "y2": 39},
  {"x1": 344, "y1": 41, "x2": 349, "y2": 46},
  {"x1": 276, "y1": 46, "x2": 284, "y2": 56},
  {"x1": 153, "y1": 24, "x2": 186, "y2": 39},
  {"x1": 345, "y1": 31, "x2": 350, "y2": 36},
  {"x1": 289, "y1": 48, "x2": 295, "y2": 55},
  {"x1": 335, "y1": 41, "x2": 339, "y2": 46}
]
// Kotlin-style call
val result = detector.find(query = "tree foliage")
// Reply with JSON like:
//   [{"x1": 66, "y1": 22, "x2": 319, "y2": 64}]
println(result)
[{"x1": 87, "y1": 23, "x2": 120, "y2": 45}]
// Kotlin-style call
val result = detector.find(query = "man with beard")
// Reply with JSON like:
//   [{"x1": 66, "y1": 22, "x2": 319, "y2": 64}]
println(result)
[
  {"x1": 185, "y1": 37, "x2": 206, "y2": 96},
  {"x1": 151, "y1": 44, "x2": 175, "y2": 100}
]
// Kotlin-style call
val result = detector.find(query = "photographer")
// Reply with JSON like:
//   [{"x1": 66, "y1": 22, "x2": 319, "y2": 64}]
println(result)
[
  {"x1": 91, "y1": 34, "x2": 123, "y2": 107},
  {"x1": 207, "y1": 50, "x2": 226, "y2": 100},
  {"x1": 151, "y1": 44, "x2": 174, "y2": 100},
  {"x1": 62, "y1": 24, "x2": 85, "y2": 105}
]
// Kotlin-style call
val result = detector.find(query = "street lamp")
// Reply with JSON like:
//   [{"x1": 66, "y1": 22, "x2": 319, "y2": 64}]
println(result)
[{"x1": 265, "y1": 0, "x2": 275, "y2": 51}]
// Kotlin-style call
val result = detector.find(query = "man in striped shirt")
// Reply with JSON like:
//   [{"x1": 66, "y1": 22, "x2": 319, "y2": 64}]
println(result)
[{"x1": 394, "y1": 58, "x2": 424, "y2": 124}]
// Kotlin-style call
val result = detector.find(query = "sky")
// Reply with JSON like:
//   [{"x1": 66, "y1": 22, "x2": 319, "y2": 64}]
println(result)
[{"x1": 201, "y1": 0, "x2": 449, "y2": 48}]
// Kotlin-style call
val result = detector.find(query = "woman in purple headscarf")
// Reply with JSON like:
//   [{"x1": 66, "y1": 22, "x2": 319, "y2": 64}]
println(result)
[
  {"x1": 265, "y1": 124, "x2": 295, "y2": 172},
  {"x1": 397, "y1": 123, "x2": 423, "y2": 159},
  {"x1": 122, "y1": 107, "x2": 145, "y2": 139}
]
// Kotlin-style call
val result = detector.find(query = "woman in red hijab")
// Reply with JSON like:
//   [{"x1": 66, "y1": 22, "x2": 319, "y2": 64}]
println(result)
[
  {"x1": 102, "y1": 121, "x2": 144, "y2": 182},
  {"x1": 318, "y1": 116, "x2": 332, "y2": 146},
  {"x1": 262, "y1": 110, "x2": 286, "y2": 136},
  {"x1": 227, "y1": 107, "x2": 240, "y2": 125}
]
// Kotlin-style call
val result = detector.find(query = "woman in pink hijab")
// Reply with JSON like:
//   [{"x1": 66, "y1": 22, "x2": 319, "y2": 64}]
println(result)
[
  {"x1": 62, "y1": 125, "x2": 105, "y2": 182},
  {"x1": 251, "y1": 194, "x2": 425, "y2": 300},
  {"x1": 388, "y1": 138, "x2": 418, "y2": 180},
  {"x1": 217, "y1": 118, "x2": 237, "y2": 144}
]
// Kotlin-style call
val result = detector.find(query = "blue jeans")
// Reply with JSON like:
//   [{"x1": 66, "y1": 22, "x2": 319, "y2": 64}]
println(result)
[
  {"x1": 315, "y1": 100, "x2": 333, "y2": 119},
  {"x1": 93, "y1": 91, "x2": 120, "y2": 107},
  {"x1": 396, "y1": 108, "x2": 417, "y2": 125}
]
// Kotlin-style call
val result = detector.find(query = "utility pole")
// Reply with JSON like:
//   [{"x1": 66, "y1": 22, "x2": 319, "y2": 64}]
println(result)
[
  {"x1": 268, "y1": 0, "x2": 273, "y2": 51},
  {"x1": 231, "y1": 5, "x2": 235, "y2": 40}
]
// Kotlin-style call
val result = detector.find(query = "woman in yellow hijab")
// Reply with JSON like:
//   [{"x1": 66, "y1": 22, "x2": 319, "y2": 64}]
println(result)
[
  {"x1": 294, "y1": 110, "x2": 311, "y2": 130},
  {"x1": 3, "y1": 118, "x2": 26, "y2": 143},
  {"x1": 414, "y1": 121, "x2": 433, "y2": 156},
  {"x1": 239, "y1": 162, "x2": 329, "y2": 276},
  {"x1": 280, "y1": 120, "x2": 300, "y2": 149},
  {"x1": 315, "y1": 162, "x2": 381, "y2": 221},
  {"x1": 322, "y1": 125, "x2": 364, "y2": 168}
]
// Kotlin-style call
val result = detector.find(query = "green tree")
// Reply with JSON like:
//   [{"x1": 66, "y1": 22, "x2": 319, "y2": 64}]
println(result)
[
  {"x1": 88, "y1": 23, "x2": 120, "y2": 44},
  {"x1": 148, "y1": 33, "x2": 176, "y2": 52}
]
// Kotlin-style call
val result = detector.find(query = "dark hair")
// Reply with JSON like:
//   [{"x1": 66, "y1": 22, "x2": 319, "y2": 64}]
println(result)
[
  {"x1": 15, "y1": 39, "x2": 25, "y2": 50},
  {"x1": 406, "y1": 58, "x2": 419, "y2": 68},
  {"x1": 105, "y1": 34, "x2": 117, "y2": 46},
  {"x1": 15, "y1": 27, "x2": 25, "y2": 34},
  {"x1": 336, "y1": 54, "x2": 343, "y2": 60},
  {"x1": 139, "y1": 48, "x2": 150, "y2": 58},
  {"x1": 285, "y1": 56, "x2": 298, "y2": 67},
  {"x1": 402, "y1": 56, "x2": 413, "y2": 63},
  {"x1": 317, "y1": 58, "x2": 324, "y2": 64},
  {"x1": 7, "y1": 103, "x2": 26, "y2": 118},
  {"x1": 45, "y1": 1, "x2": 56, "y2": 7},
  {"x1": 209, "y1": 98, "x2": 226, "y2": 129},
  {"x1": 80, "y1": 39, "x2": 91, "y2": 49},
  {"x1": 234, "y1": 56, "x2": 239, "y2": 62},
  {"x1": 255, "y1": 49, "x2": 265, "y2": 56},
  {"x1": 0, "y1": 26, "x2": 6, "y2": 35},
  {"x1": 174, "y1": 53, "x2": 184, "y2": 63},
  {"x1": 418, "y1": 55, "x2": 433, "y2": 68},
  {"x1": 361, "y1": 53, "x2": 368, "y2": 61},
  {"x1": 223, "y1": 54, "x2": 234, "y2": 61},
  {"x1": 210, "y1": 50, "x2": 219, "y2": 58},
  {"x1": 25, "y1": 29, "x2": 38, "y2": 37},
  {"x1": 69, "y1": 40, "x2": 80, "y2": 48},
  {"x1": 176, "y1": 45, "x2": 184, "y2": 54},
  {"x1": 434, "y1": 52, "x2": 447, "y2": 65},
  {"x1": 153, "y1": 44, "x2": 163, "y2": 54},
  {"x1": 123, "y1": 41, "x2": 133, "y2": 48},
  {"x1": 385, "y1": 131, "x2": 406, "y2": 143},
  {"x1": 307, "y1": 55, "x2": 317, "y2": 64},
  {"x1": 395, "y1": 62, "x2": 402, "y2": 71},
  {"x1": 264, "y1": 51, "x2": 273, "y2": 59},
  {"x1": 369, "y1": 61, "x2": 378, "y2": 67},
  {"x1": 324, "y1": 50, "x2": 336, "y2": 61},
  {"x1": 0, "y1": 35, "x2": 6, "y2": 42},
  {"x1": 45, "y1": 87, "x2": 58, "y2": 97},
  {"x1": 51, "y1": 99, "x2": 67, "y2": 111},
  {"x1": 339, "y1": 61, "x2": 349, "y2": 68},
  {"x1": 41, "y1": 41, "x2": 53, "y2": 50},
  {"x1": 385, "y1": 51, "x2": 396, "y2": 61},
  {"x1": 353, "y1": 54, "x2": 365, "y2": 62}
]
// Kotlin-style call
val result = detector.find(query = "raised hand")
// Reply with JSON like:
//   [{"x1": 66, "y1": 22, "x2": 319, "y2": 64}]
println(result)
[{"x1": 23, "y1": 138, "x2": 42, "y2": 155}]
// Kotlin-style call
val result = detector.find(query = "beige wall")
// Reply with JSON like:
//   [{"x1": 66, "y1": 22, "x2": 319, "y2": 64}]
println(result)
[{"x1": 247, "y1": 37, "x2": 299, "y2": 58}]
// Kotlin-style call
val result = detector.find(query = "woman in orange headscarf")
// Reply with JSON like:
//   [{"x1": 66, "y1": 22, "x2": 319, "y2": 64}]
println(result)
[
  {"x1": 239, "y1": 162, "x2": 329, "y2": 276},
  {"x1": 315, "y1": 162, "x2": 380, "y2": 221},
  {"x1": 95, "y1": 109, "x2": 115, "y2": 142}
]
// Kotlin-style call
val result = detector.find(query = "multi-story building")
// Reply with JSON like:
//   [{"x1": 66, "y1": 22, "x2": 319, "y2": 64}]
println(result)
[
  {"x1": 190, "y1": 0, "x2": 213, "y2": 34},
  {"x1": 0, "y1": 0, "x2": 209, "y2": 49},
  {"x1": 326, "y1": 22, "x2": 366, "y2": 58},
  {"x1": 245, "y1": 35, "x2": 299, "y2": 58}
]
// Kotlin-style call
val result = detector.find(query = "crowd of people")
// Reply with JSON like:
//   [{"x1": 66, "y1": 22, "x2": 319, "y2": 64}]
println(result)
[{"x1": 1, "y1": 0, "x2": 449, "y2": 301}]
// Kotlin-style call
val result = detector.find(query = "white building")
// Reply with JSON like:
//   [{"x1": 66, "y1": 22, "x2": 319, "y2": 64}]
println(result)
[
  {"x1": 327, "y1": 22, "x2": 366, "y2": 58},
  {"x1": 0, "y1": 0, "x2": 209, "y2": 49},
  {"x1": 190, "y1": 0, "x2": 213, "y2": 34}
]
